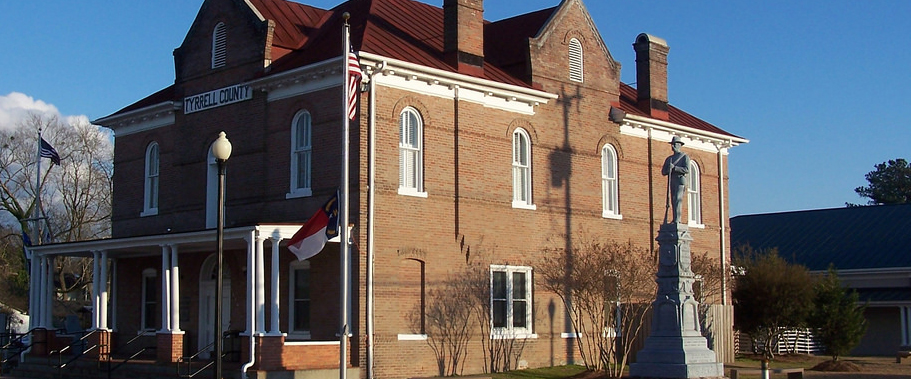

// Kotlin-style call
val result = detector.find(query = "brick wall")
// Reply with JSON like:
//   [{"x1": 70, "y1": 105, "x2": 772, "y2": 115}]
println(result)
[{"x1": 104, "y1": 0, "x2": 734, "y2": 377}]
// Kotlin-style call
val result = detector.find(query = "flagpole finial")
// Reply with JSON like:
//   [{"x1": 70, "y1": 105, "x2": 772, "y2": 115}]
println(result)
[{"x1": 343, "y1": 12, "x2": 350, "y2": 23}]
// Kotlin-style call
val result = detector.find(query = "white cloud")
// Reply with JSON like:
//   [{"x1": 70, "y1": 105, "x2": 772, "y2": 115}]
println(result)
[{"x1": 0, "y1": 92, "x2": 63, "y2": 131}]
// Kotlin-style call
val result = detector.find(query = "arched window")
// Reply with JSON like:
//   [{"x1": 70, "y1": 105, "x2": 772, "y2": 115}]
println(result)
[
  {"x1": 399, "y1": 107, "x2": 425, "y2": 196},
  {"x1": 512, "y1": 128, "x2": 534, "y2": 209},
  {"x1": 289, "y1": 110, "x2": 312, "y2": 197},
  {"x1": 569, "y1": 38, "x2": 583, "y2": 82},
  {"x1": 142, "y1": 142, "x2": 159, "y2": 216},
  {"x1": 601, "y1": 144, "x2": 620, "y2": 218},
  {"x1": 212, "y1": 22, "x2": 227, "y2": 69},
  {"x1": 687, "y1": 161, "x2": 702, "y2": 225}
]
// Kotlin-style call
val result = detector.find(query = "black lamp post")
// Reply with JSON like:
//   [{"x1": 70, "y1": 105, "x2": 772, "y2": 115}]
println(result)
[{"x1": 211, "y1": 131, "x2": 232, "y2": 379}]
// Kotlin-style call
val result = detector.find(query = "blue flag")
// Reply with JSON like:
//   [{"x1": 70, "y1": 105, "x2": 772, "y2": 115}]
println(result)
[{"x1": 40, "y1": 137, "x2": 61, "y2": 165}]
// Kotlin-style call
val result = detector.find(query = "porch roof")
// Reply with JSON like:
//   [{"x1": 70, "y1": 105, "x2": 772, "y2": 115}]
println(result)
[{"x1": 28, "y1": 224, "x2": 317, "y2": 258}]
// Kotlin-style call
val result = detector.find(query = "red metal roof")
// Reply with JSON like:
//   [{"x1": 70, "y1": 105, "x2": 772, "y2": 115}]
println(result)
[
  {"x1": 104, "y1": 0, "x2": 740, "y2": 139},
  {"x1": 617, "y1": 83, "x2": 741, "y2": 139},
  {"x1": 249, "y1": 0, "x2": 331, "y2": 49}
]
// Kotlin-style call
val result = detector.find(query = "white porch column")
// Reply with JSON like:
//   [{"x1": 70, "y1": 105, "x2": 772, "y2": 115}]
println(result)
[
  {"x1": 160, "y1": 245, "x2": 171, "y2": 333},
  {"x1": 170, "y1": 244, "x2": 181, "y2": 332},
  {"x1": 111, "y1": 259, "x2": 118, "y2": 331},
  {"x1": 99, "y1": 251, "x2": 109, "y2": 329},
  {"x1": 269, "y1": 236, "x2": 282, "y2": 335},
  {"x1": 91, "y1": 251, "x2": 101, "y2": 330},
  {"x1": 245, "y1": 233, "x2": 254, "y2": 336},
  {"x1": 34, "y1": 255, "x2": 45, "y2": 328},
  {"x1": 901, "y1": 306, "x2": 911, "y2": 347},
  {"x1": 28, "y1": 252, "x2": 38, "y2": 329},
  {"x1": 44, "y1": 255, "x2": 53, "y2": 328},
  {"x1": 255, "y1": 235, "x2": 266, "y2": 334}
]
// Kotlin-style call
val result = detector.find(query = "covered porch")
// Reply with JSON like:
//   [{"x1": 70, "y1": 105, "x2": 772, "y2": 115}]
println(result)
[{"x1": 25, "y1": 224, "x2": 351, "y2": 376}]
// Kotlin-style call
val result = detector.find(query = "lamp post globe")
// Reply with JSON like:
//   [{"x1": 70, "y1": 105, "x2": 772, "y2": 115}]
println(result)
[{"x1": 212, "y1": 131, "x2": 232, "y2": 161}]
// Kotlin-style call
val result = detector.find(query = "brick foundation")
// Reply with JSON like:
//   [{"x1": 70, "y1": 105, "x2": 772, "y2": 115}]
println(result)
[{"x1": 157, "y1": 332, "x2": 185, "y2": 363}]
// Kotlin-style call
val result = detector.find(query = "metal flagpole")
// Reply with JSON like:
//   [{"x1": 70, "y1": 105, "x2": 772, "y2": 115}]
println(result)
[
  {"x1": 339, "y1": 12, "x2": 352, "y2": 379},
  {"x1": 34, "y1": 129, "x2": 43, "y2": 243}
]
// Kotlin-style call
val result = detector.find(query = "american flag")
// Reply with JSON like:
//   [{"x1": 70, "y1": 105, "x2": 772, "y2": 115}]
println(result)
[
  {"x1": 40, "y1": 137, "x2": 61, "y2": 165},
  {"x1": 346, "y1": 51, "x2": 362, "y2": 120}
]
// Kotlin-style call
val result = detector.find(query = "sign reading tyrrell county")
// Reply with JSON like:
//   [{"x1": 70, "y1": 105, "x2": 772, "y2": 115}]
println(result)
[{"x1": 183, "y1": 84, "x2": 252, "y2": 114}]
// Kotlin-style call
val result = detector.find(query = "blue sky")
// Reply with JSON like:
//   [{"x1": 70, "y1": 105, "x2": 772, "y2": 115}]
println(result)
[{"x1": 2, "y1": 0, "x2": 909, "y2": 216}]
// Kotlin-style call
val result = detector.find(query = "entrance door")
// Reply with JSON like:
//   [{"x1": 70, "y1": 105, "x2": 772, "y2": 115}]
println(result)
[{"x1": 197, "y1": 254, "x2": 230, "y2": 359}]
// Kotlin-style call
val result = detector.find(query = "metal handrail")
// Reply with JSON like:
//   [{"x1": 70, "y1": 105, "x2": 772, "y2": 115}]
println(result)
[
  {"x1": 177, "y1": 331, "x2": 238, "y2": 378},
  {"x1": 48, "y1": 329, "x2": 107, "y2": 374},
  {"x1": 177, "y1": 340, "x2": 216, "y2": 378},
  {"x1": 102, "y1": 330, "x2": 157, "y2": 379},
  {"x1": 0, "y1": 328, "x2": 44, "y2": 376}
]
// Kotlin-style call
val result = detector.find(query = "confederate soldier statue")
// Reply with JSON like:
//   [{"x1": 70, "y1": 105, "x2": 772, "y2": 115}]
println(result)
[{"x1": 661, "y1": 136, "x2": 690, "y2": 224}]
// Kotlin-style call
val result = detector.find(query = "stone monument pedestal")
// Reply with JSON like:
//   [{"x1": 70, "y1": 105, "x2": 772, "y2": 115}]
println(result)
[{"x1": 629, "y1": 223, "x2": 725, "y2": 378}]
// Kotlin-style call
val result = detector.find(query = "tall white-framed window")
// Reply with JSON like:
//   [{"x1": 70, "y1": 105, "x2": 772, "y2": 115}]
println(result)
[
  {"x1": 141, "y1": 268, "x2": 157, "y2": 331},
  {"x1": 490, "y1": 265, "x2": 534, "y2": 338},
  {"x1": 399, "y1": 107, "x2": 426, "y2": 197},
  {"x1": 288, "y1": 110, "x2": 312, "y2": 198},
  {"x1": 601, "y1": 144, "x2": 620, "y2": 219},
  {"x1": 212, "y1": 22, "x2": 227, "y2": 69},
  {"x1": 687, "y1": 161, "x2": 703, "y2": 226},
  {"x1": 512, "y1": 128, "x2": 534, "y2": 209},
  {"x1": 142, "y1": 142, "x2": 159, "y2": 216},
  {"x1": 288, "y1": 260, "x2": 311, "y2": 339},
  {"x1": 569, "y1": 38, "x2": 583, "y2": 82}
]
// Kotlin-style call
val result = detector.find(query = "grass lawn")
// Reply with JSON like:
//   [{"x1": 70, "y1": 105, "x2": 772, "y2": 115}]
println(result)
[{"x1": 484, "y1": 355, "x2": 911, "y2": 379}]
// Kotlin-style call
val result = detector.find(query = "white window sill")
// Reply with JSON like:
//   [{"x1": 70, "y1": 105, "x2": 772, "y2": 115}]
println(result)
[
  {"x1": 286, "y1": 188, "x2": 313, "y2": 199},
  {"x1": 512, "y1": 201, "x2": 537, "y2": 210},
  {"x1": 398, "y1": 188, "x2": 428, "y2": 198},
  {"x1": 140, "y1": 208, "x2": 158, "y2": 217},
  {"x1": 560, "y1": 332, "x2": 580, "y2": 339},
  {"x1": 397, "y1": 333, "x2": 428, "y2": 341},
  {"x1": 286, "y1": 331, "x2": 311, "y2": 341},
  {"x1": 688, "y1": 222, "x2": 705, "y2": 229},
  {"x1": 491, "y1": 331, "x2": 538, "y2": 340},
  {"x1": 602, "y1": 212, "x2": 623, "y2": 220}
]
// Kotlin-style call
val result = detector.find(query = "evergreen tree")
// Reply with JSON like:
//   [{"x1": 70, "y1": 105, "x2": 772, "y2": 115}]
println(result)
[
  {"x1": 809, "y1": 267, "x2": 867, "y2": 361},
  {"x1": 853, "y1": 158, "x2": 911, "y2": 205}
]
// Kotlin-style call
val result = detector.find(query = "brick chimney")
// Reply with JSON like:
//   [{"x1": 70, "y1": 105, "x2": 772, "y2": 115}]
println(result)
[
  {"x1": 443, "y1": 0, "x2": 484, "y2": 75},
  {"x1": 633, "y1": 33, "x2": 669, "y2": 121}
]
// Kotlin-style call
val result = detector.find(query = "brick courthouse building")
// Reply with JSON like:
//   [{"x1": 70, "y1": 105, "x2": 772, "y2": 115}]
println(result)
[{"x1": 26, "y1": 0, "x2": 746, "y2": 377}]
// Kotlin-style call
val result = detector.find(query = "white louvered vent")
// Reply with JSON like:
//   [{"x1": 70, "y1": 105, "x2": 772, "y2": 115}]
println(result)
[
  {"x1": 569, "y1": 38, "x2": 583, "y2": 82},
  {"x1": 212, "y1": 22, "x2": 227, "y2": 69}
]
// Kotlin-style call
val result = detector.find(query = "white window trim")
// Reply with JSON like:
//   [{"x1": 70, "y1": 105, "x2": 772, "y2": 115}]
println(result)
[
  {"x1": 141, "y1": 268, "x2": 157, "y2": 331},
  {"x1": 288, "y1": 260, "x2": 312, "y2": 340},
  {"x1": 399, "y1": 107, "x2": 426, "y2": 196},
  {"x1": 490, "y1": 264, "x2": 534, "y2": 338},
  {"x1": 397, "y1": 333, "x2": 428, "y2": 341},
  {"x1": 141, "y1": 142, "x2": 159, "y2": 217},
  {"x1": 288, "y1": 110, "x2": 313, "y2": 199},
  {"x1": 687, "y1": 161, "x2": 704, "y2": 228},
  {"x1": 601, "y1": 144, "x2": 621, "y2": 219},
  {"x1": 512, "y1": 129, "x2": 534, "y2": 209},
  {"x1": 569, "y1": 38, "x2": 583, "y2": 82},
  {"x1": 212, "y1": 22, "x2": 227, "y2": 69},
  {"x1": 398, "y1": 188, "x2": 428, "y2": 198}
]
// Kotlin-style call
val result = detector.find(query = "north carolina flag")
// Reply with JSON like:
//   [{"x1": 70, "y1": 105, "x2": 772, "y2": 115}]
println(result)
[{"x1": 288, "y1": 192, "x2": 340, "y2": 261}]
